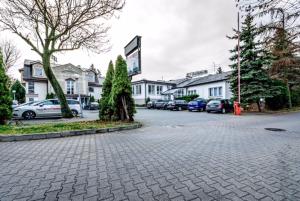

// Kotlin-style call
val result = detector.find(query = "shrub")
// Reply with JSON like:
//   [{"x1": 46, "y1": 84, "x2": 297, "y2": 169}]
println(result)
[
  {"x1": 291, "y1": 87, "x2": 300, "y2": 107},
  {"x1": 46, "y1": 92, "x2": 56, "y2": 99}
]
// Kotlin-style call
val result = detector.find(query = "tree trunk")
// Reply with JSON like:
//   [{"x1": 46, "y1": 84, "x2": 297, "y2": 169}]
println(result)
[
  {"x1": 257, "y1": 101, "x2": 262, "y2": 112},
  {"x1": 121, "y1": 96, "x2": 130, "y2": 120},
  {"x1": 42, "y1": 53, "x2": 73, "y2": 118},
  {"x1": 285, "y1": 80, "x2": 292, "y2": 109}
]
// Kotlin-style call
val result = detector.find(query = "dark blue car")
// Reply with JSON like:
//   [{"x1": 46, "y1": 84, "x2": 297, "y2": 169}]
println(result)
[{"x1": 188, "y1": 98, "x2": 207, "y2": 112}]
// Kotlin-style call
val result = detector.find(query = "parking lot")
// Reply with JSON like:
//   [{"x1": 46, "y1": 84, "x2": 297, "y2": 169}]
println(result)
[{"x1": 1, "y1": 109, "x2": 300, "y2": 200}]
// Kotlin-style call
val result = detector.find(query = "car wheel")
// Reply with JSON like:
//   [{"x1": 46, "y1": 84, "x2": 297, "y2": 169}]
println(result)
[
  {"x1": 23, "y1": 111, "x2": 36, "y2": 120},
  {"x1": 222, "y1": 108, "x2": 226, "y2": 114},
  {"x1": 71, "y1": 110, "x2": 79, "y2": 117},
  {"x1": 207, "y1": 110, "x2": 210, "y2": 113}
]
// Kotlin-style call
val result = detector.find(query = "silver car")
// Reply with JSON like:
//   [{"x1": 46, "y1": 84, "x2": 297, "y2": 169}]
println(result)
[{"x1": 13, "y1": 99, "x2": 82, "y2": 120}]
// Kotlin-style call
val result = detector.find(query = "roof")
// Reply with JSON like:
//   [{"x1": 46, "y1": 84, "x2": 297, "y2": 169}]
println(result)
[
  {"x1": 132, "y1": 79, "x2": 175, "y2": 85},
  {"x1": 186, "y1": 71, "x2": 231, "y2": 87},
  {"x1": 161, "y1": 88, "x2": 179, "y2": 95}
]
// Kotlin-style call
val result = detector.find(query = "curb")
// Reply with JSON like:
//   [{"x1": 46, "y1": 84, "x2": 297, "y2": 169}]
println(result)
[{"x1": 0, "y1": 123, "x2": 142, "y2": 142}]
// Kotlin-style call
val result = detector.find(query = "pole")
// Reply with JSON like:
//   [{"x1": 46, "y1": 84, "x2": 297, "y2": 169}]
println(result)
[{"x1": 237, "y1": 10, "x2": 241, "y2": 104}]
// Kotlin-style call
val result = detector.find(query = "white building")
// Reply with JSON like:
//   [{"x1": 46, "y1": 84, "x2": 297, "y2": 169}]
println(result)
[
  {"x1": 165, "y1": 71, "x2": 233, "y2": 100},
  {"x1": 131, "y1": 71, "x2": 232, "y2": 105},
  {"x1": 19, "y1": 60, "x2": 104, "y2": 104},
  {"x1": 131, "y1": 79, "x2": 175, "y2": 105}
]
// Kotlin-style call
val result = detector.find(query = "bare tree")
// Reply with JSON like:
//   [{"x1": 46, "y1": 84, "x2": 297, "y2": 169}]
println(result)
[
  {"x1": 0, "y1": 0, "x2": 125, "y2": 117},
  {"x1": 0, "y1": 40, "x2": 21, "y2": 72}
]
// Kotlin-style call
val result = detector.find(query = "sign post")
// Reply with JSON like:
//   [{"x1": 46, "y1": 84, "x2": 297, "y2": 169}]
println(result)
[{"x1": 124, "y1": 36, "x2": 142, "y2": 77}]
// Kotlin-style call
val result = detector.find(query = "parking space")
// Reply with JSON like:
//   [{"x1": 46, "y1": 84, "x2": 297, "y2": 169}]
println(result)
[{"x1": 1, "y1": 109, "x2": 300, "y2": 200}]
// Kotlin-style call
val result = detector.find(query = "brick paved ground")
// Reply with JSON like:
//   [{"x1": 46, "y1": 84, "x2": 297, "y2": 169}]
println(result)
[{"x1": 1, "y1": 110, "x2": 300, "y2": 201}]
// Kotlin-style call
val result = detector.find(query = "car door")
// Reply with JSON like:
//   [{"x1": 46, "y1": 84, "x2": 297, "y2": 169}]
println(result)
[
  {"x1": 36, "y1": 100, "x2": 54, "y2": 117},
  {"x1": 50, "y1": 99, "x2": 61, "y2": 116}
]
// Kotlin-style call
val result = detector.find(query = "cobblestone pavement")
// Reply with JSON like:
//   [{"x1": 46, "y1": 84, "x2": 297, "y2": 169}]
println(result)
[{"x1": 1, "y1": 110, "x2": 300, "y2": 201}]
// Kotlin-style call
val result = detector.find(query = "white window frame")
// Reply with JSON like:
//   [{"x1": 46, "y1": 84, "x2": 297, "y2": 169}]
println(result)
[
  {"x1": 66, "y1": 80, "x2": 75, "y2": 95},
  {"x1": 148, "y1": 85, "x2": 155, "y2": 95},
  {"x1": 34, "y1": 67, "x2": 44, "y2": 77},
  {"x1": 157, "y1": 85, "x2": 163, "y2": 95},
  {"x1": 136, "y1": 85, "x2": 141, "y2": 95},
  {"x1": 28, "y1": 81, "x2": 34, "y2": 94},
  {"x1": 209, "y1": 86, "x2": 222, "y2": 97}
]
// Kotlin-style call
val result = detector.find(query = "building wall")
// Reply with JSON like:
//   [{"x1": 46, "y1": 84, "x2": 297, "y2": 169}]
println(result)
[
  {"x1": 89, "y1": 87, "x2": 102, "y2": 101},
  {"x1": 186, "y1": 81, "x2": 232, "y2": 99},
  {"x1": 25, "y1": 82, "x2": 47, "y2": 102}
]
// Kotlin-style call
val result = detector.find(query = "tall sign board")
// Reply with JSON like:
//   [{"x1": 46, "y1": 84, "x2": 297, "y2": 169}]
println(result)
[{"x1": 124, "y1": 36, "x2": 141, "y2": 76}]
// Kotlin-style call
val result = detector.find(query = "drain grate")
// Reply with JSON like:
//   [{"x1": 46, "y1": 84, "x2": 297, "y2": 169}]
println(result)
[{"x1": 265, "y1": 128, "x2": 286, "y2": 132}]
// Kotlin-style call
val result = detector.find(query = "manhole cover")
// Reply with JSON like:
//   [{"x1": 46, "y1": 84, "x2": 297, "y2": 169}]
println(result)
[{"x1": 265, "y1": 128, "x2": 286, "y2": 132}]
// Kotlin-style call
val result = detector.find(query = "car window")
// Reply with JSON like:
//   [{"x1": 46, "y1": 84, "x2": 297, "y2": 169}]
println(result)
[
  {"x1": 41, "y1": 100, "x2": 53, "y2": 105},
  {"x1": 51, "y1": 100, "x2": 60, "y2": 105},
  {"x1": 208, "y1": 100, "x2": 220, "y2": 104},
  {"x1": 67, "y1": 100, "x2": 79, "y2": 105}
]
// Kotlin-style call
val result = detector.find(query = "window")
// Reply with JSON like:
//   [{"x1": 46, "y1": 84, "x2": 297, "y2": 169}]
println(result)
[
  {"x1": 157, "y1": 86, "x2": 163, "y2": 95},
  {"x1": 177, "y1": 88, "x2": 184, "y2": 97},
  {"x1": 66, "y1": 80, "x2": 74, "y2": 94},
  {"x1": 34, "y1": 67, "x2": 44, "y2": 77},
  {"x1": 29, "y1": 98, "x2": 34, "y2": 102},
  {"x1": 89, "y1": 87, "x2": 94, "y2": 93},
  {"x1": 28, "y1": 81, "x2": 34, "y2": 94},
  {"x1": 87, "y1": 73, "x2": 95, "y2": 82},
  {"x1": 67, "y1": 100, "x2": 79, "y2": 105},
  {"x1": 148, "y1": 85, "x2": 155, "y2": 95},
  {"x1": 41, "y1": 100, "x2": 54, "y2": 105},
  {"x1": 135, "y1": 85, "x2": 141, "y2": 95},
  {"x1": 209, "y1": 87, "x2": 222, "y2": 97},
  {"x1": 132, "y1": 86, "x2": 135, "y2": 95},
  {"x1": 188, "y1": 90, "x2": 197, "y2": 95}
]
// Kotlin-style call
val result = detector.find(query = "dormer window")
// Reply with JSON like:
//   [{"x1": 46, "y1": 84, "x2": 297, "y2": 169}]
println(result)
[{"x1": 34, "y1": 67, "x2": 44, "y2": 77}]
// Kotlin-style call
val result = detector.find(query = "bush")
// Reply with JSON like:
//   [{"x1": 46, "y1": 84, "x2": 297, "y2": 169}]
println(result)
[
  {"x1": 46, "y1": 92, "x2": 56, "y2": 99},
  {"x1": 176, "y1": 94, "x2": 199, "y2": 102}
]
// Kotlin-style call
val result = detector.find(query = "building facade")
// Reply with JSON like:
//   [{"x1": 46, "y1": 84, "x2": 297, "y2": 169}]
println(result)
[
  {"x1": 131, "y1": 79, "x2": 175, "y2": 105},
  {"x1": 19, "y1": 60, "x2": 104, "y2": 105},
  {"x1": 131, "y1": 71, "x2": 232, "y2": 105}
]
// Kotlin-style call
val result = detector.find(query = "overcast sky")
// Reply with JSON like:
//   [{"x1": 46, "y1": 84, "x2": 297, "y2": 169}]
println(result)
[{"x1": 3, "y1": 0, "x2": 238, "y2": 81}]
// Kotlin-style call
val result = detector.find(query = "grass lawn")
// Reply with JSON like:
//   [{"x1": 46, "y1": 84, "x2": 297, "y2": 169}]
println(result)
[{"x1": 0, "y1": 120, "x2": 137, "y2": 135}]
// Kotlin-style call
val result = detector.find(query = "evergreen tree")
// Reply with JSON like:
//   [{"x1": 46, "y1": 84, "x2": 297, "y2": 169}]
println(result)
[
  {"x1": 99, "y1": 61, "x2": 115, "y2": 120},
  {"x1": 110, "y1": 55, "x2": 135, "y2": 121},
  {"x1": 0, "y1": 50, "x2": 12, "y2": 124},
  {"x1": 11, "y1": 80, "x2": 26, "y2": 104},
  {"x1": 228, "y1": 13, "x2": 276, "y2": 112}
]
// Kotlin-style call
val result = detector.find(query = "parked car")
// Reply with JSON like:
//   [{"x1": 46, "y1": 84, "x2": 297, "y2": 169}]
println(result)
[
  {"x1": 167, "y1": 100, "x2": 188, "y2": 111},
  {"x1": 206, "y1": 99, "x2": 233, "y2": 114},
  {"x1": 188, "y1": 98, "x2": 207, "y2": 112},
  {"x1": 147, "y1": 100, "x2": 156, "y2": 109},
  {"x1": 155, "y1": 100, "x2": 169, "y2": 109},
  {"x1": 84, "y1": 102, "x2": 99, "y2": 110},
  {"x1": 13, "y1": 99, "x2": 81, "y2": 120},
  {"x1": 12, "y1": 101, "x2": 19, "y2": 109}
]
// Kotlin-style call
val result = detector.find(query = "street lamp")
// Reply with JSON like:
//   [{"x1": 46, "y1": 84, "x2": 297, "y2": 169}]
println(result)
[
  {"x1": 12, "y1": 90, "x2": 16, "y2": 101},
  {"x1": 74, "y1": 75, "x2": 83, "y2": 118}
]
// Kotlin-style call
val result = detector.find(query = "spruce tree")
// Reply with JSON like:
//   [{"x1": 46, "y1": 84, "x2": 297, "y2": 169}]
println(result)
[
  {"x1": 110, "y1": 55, "x2": 135, "y2": 121},
  {"x1": 99, "y1": 61, "x2": 115, "y2": 120},
  {"x1": 228, "y1": 13, "x2": 275, "y2": 112},
  {"x1": 0, "y1": 50, "x2": 13, "y2": 124},
  {"x1": 11, "y1": 80, "x2": 26, "y2": 104}
]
